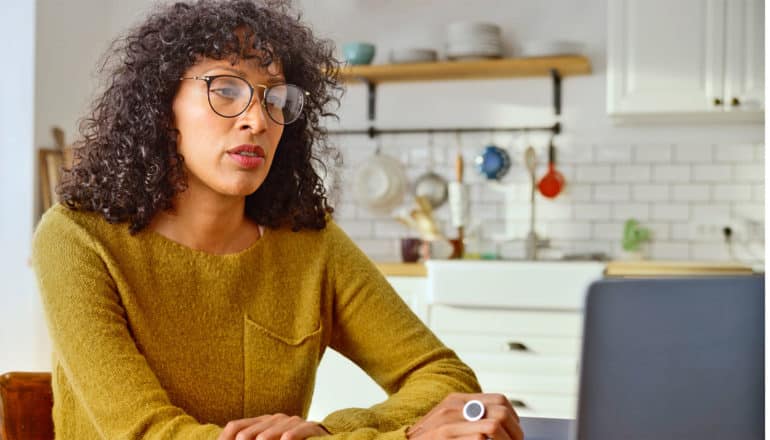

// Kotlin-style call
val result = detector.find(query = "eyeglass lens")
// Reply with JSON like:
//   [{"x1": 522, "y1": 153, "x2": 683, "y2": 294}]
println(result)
[{"x1": 208, "y1": 76, "x2": 305, "y2": 124}]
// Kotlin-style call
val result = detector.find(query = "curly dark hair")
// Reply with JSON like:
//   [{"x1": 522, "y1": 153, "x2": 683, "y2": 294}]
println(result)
[{"x1": 59, "y1": 0, "x2": 343, "y2": 233}]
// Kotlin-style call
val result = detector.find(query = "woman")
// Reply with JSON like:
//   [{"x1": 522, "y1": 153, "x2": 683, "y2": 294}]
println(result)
[{"x1": 32, "y1": 1, "x2": 523, "y2": 439}]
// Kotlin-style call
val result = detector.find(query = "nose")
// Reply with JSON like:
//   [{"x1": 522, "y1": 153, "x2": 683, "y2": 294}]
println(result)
[{"x1": 236, "y1": 94, "x2": 269, "y2": 134}]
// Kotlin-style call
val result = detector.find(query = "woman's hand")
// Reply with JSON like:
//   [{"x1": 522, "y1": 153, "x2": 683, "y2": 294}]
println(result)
[
  {"x1": 406, "y1": 393, "x2": 523, "y2": 440},
  {"x1": 218, "y1": 413, "x2": 330, "y2": 440}
]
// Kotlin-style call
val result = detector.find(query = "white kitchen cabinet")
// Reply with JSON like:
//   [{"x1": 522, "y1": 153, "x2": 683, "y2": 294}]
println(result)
[
  {"x1": 607, "y1": 0, "x2": 764, "y2": 121},
  {"x1": 425, "y1": 261, "x2": 605, "y2": 419},
  {"x1": 307, "y1": 276, "x2": 427, "y2": 422}
]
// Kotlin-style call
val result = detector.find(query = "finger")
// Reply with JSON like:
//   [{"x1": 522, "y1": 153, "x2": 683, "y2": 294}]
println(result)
[
  {"x1": 221, "y1": 416, "x2": 271, "y2": 439},
  {"x1": 408, "y1": 392, "x2": 467, "y2": 435},
  {"x1": 462, "y1": 393, "x2": 520, "y2": 423},
  {"x1": 444, "y1": 419, "x2": 512, "y2": 440},
  {"x1": 238, "y1": 415, "x2": 301, "y2": 440},
  {"x1": 280, "y1": 421, "x2": 331, "y2": 440},
  {"x1": 484, "y1": 405, "x2": 523, "y2": 440}
]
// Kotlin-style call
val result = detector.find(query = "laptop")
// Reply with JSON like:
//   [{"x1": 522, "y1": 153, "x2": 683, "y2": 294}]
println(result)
[{"x1": 574, "y1": 276, "x2": 764, "y2": 440}]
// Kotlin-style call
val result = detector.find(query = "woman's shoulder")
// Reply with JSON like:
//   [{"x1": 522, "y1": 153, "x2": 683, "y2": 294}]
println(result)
[{"x1": 34, "y1": 203, "x2": 127, "y2": 249}]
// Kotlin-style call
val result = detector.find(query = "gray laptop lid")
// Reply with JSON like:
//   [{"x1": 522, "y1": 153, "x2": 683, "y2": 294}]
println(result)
[{"x1": 576, "y1": 276, "x2": 764, "y2": 440}]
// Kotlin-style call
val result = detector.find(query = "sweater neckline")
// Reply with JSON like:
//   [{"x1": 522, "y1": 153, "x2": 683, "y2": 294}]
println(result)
[{"x1": 143, "y1": 226, "x2": 267, "y2": 259}]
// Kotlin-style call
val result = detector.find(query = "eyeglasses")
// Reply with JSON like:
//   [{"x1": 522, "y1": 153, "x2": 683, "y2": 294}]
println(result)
[{"x1": 179, "y1": 75, "x2": 309, "y2": 125}]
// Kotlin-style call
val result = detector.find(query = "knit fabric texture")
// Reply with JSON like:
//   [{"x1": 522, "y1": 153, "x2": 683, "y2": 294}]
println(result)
[{"x1": 32, "y1": 204, "x2": 481, "y2": 439}]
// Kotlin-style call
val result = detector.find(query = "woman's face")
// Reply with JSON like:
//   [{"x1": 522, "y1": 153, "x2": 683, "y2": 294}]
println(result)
[{"x1": 172, "y1": 58, "x2": 286, "y2": 201}]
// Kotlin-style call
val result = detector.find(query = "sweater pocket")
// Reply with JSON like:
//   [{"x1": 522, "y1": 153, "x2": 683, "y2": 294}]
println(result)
[{"x1": 243, "y1": 315, "x2": 323, "y2": 418}]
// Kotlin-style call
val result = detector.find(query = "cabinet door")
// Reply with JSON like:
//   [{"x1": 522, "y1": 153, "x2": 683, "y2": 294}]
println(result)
[
  {"x1": 724, "y1": 0, "x2": 765, "y2": 111},
  {"x1": 607, "y1": 0, "x2": 726, "y2": 114}
]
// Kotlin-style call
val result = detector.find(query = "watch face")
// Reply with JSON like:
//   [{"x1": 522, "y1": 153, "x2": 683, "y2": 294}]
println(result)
[{"x1": 463, "y1": 400, "x2": 485, "y2": 421}]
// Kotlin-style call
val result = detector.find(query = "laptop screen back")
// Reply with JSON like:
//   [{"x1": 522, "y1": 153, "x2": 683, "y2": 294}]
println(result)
[{"x1": 576, "y1": 276, "x2": 764, "y2": 440}]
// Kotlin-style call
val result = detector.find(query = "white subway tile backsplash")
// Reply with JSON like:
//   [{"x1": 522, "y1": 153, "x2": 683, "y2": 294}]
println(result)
[
  {"x1": 672, "y1": 184, "x2": 710, "y2": 201},
  {"x1": 338, "y1": 220, "x2": 373, "y2": 238},
  {"x1": 593, "y1": 184, "x2": 631, "y2": 201},
  {"x1": 611, "y1": 203, "x2": 650, "y2": 221},
  {"x1": 645, "y1": 222, "x2": 671, "y2": 241},
  {"x1": 576, "y1": 165, "x2": 612, "y2": 182},
  {"x1": 675, "y1": 144, "x2": 714, "y2": 163},
  {"x1": 733, "y1": 165, "x2": 764, "y2": 182},
  {"x1": 689, "y1": 243, "x2": 731, "y2": 261},
  {"x1": 693, "y1": 164, "x2": 732, "y2": 182},
  {"x1": 649, "y1": 242, "x2": 690, "y2": 259},
  {"x1": 592, "y1": 222, "x2": 624, "y2": 240},
  {"x1": 595, "y1": 144, "x2": 632, "y2": 163},
  {"x1": 634, "y1": 144, "x2": 673, "y2": 163},
  {"x1": 652, "y1": 165, "x2": 691, "y2": 183},
  {"x1": 691, "y1": 204, "x2": 731, "y2": 220},
  {"x1": 574, "y1": 203, "x2": 611, "y2": 220},
  {"x1": 334, "y1": 138, "x2": 763, "y2": 262},
  {"x1": 544, "y1": 221, "x2": 592, "y2": 240},
  {"x1": 632, "y1": 184, "x2": 670, "y2": 201},
  {"x1": 559, "y1": 144, "x2": 594, "y2": 164},
  {"x1": 651, "y1": 204, "x2": 690, "y2": 221},
  {"x1": 713, "y1": 184, "x2": 753, "y2": 201},
  {"x1": 563, "y1": 183, "x2": 593, "y2": 201},
  {"x1": 612, "y1": 165, "x2": 651, "y2": 182},
  {"x1": 670, "y1": 223, "x2": 692, "y2": 240},
  {"x1": 715, "y1": 144, "x2": 755, "y2": 162}
]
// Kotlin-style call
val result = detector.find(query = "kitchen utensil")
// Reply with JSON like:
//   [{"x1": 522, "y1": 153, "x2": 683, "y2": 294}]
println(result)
[
  {"x1": 51, "y1": 127, "x2": 65, "y2": 149},
  {"x1": 475, "y1": 144, "x2": 511, "y2": 180},
  {"x1": 342, "y1": 42, "x2": 376, "y2": 65},
  {"x1": 354, "y1": 145, "x2": 407, "y2": 213},
  {"x1": 524, "y1": 146, "x2": 538, "y2": 259},
  {"x1": 413, "y1": 134, "x2": 448, "y2": 209},
  {"x1": 537, "y1": 137, "x2": 565, "y2": 199}
]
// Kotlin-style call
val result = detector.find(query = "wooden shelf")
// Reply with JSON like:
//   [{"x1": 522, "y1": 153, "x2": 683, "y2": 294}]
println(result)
[{"x1": 340, "y1": 55, "x2": 591, "y2": 84}]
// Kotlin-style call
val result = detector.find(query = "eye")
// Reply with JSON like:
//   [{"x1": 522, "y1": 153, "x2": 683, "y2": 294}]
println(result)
[{"x1": 210, "y1": 86, "x2": 242, "y2": 99}]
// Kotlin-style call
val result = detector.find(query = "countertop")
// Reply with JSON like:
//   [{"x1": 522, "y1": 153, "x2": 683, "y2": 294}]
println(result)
[{"x1": 375, "y1": 260, "x2": 758, "y2": 278}]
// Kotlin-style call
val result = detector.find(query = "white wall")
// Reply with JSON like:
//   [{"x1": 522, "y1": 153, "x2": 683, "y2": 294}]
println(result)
[{"x1": 0, "y1": 0, "x2": 48, "y2": 373}]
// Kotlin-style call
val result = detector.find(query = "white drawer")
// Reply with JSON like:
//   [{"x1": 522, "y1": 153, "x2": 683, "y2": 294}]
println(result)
[
  {"x1": 503, "y1": 393, "x2": 577, "y2": 419},
  {"x1": 437, "y1": 332, "x2": 581, "y2": 357},
  {"x1": 458, "y1": 352, "x2": 577, "y2": 376},
  {"x1": 476, "y1": 371, "x2": 578, "y2": 395},
  {"x1": 429, "y1": 305, "x2": 583, "y2": 338}
]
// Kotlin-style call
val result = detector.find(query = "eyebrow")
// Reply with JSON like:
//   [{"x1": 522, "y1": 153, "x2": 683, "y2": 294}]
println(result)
[{"x1": 203, "y1": 66, "x2": 287, "y2": 84}]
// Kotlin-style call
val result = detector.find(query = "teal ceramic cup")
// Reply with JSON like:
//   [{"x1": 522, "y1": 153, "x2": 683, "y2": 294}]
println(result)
[{"x1": 342, "y1": 42, "x2": 375, "y2": 65}]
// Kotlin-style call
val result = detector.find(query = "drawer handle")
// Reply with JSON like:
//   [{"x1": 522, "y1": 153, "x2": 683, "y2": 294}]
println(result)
[
  {"x1": 506, "y1": 341, "x2": 529, "y2": 352},
  {"x1": 508, "y1": 399, "x2": 527, "y2": 408}
]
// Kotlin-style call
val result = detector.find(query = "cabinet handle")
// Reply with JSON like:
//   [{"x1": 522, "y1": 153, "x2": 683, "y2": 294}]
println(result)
[
  {"x1": 731, "y1": 97, "x2": 741, "y2": 107},
  {"x1": 508, "y1": 399, "x2": 527, "y2": 408},
  {"x1": 713, "y1": 97, "x2": 723, "y2": 106},
  {"x1": 506, "y1": 341, "x2": 529, "y2": 352}
]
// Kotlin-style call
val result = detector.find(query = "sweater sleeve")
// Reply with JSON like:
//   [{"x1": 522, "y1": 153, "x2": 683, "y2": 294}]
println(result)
[
  {"x1": 317, "y1": 223, "x2": 481, "y2": 439},
  {"x1": 32, "y1": 209, "x2": 222, "y2": 439}
]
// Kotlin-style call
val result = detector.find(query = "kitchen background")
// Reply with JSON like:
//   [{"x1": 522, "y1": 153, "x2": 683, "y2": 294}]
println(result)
[{"x1": 0, "y1": 0, "x2": 765, "y2": 371}]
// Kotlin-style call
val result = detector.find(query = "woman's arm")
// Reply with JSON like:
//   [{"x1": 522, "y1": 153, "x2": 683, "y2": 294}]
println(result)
[
  {"x1": 32, "y1": 210, "x2": 222, "y2": 439},
  {"x1": 317, "y1": 223, "x2": 482, "y2": 438}
]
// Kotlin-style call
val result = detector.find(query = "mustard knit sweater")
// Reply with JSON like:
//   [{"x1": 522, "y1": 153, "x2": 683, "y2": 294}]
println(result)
[{"x1": 31, "y1": 205, "x2": 480, "y2": 439}]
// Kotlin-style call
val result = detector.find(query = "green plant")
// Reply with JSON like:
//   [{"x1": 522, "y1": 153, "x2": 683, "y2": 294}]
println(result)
[{"x1": 622, "y1": 219, "x2": 651, "y2": 251}]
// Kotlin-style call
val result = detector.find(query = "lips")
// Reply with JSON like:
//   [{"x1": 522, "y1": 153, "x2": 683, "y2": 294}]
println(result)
[{"x1": 227, "y1": 144, "x2": 266, "y2": 169}]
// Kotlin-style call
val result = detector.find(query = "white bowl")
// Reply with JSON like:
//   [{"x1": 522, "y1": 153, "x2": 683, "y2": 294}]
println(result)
[{"x1": 389, "y1": 48, "x2": 438, "y2": 64}]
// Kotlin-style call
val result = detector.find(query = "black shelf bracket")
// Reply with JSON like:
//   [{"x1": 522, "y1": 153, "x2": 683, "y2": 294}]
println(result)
[{"x1": 551, "y1": 68, "x2": 562, "y2": 116}]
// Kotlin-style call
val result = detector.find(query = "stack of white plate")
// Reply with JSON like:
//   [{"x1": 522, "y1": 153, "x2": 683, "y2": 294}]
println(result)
[{"x1": 446, "y1": 21, "x2": 503, "y2": 60}]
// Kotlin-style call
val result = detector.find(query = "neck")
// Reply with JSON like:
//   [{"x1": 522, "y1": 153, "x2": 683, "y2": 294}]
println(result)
[{"x1": 150, "y1": 188, "x2": 259, "y2": 255}]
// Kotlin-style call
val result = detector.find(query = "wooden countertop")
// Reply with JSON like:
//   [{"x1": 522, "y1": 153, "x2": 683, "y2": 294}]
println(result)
[
  {"x1": 375, "y1": 263, "x2": 427, "y2": 277},
  {"x1": 375, "y1": 260, "x2": 757, "y2": 278}
]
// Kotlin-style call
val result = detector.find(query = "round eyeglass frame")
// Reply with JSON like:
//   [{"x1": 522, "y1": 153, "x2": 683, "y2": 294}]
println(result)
[{"x1": 179, "y1": 75, "x2": 309, "y2": 125}]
